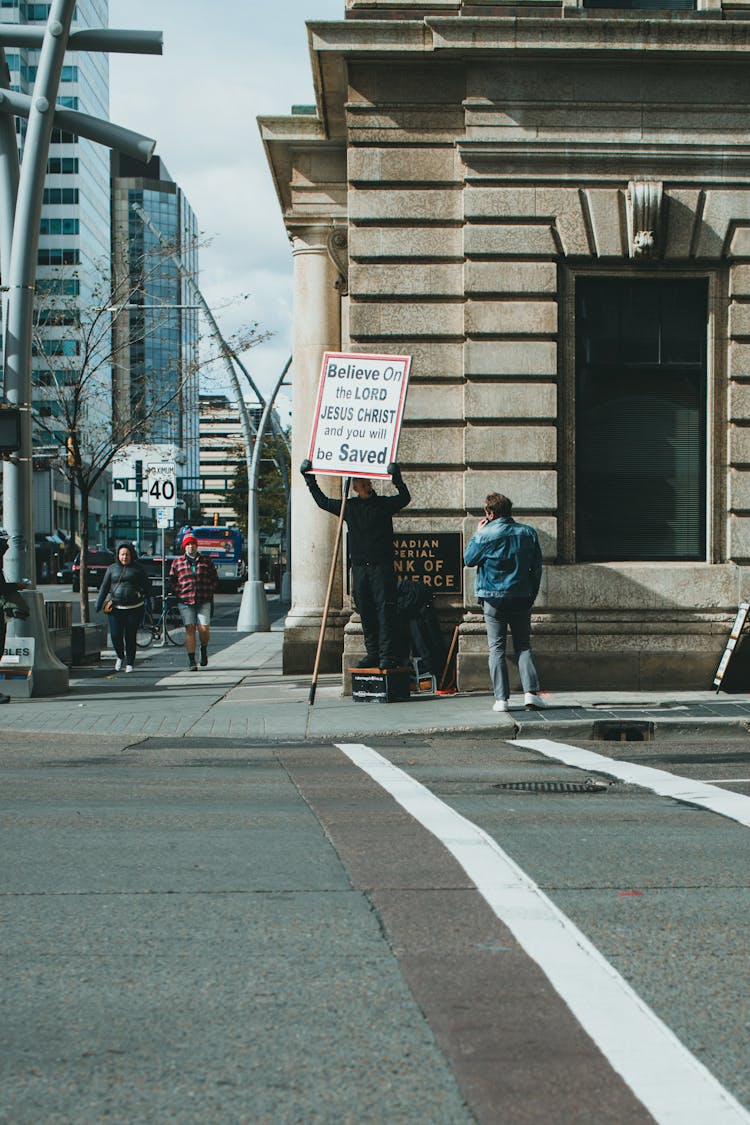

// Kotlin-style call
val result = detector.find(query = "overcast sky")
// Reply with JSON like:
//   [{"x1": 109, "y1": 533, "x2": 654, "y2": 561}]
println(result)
[{"x1": 108, "y1": 0, "x2": 344, "y2": 423}]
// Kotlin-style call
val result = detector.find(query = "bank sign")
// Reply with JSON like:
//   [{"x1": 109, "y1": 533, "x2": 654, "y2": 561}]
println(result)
[
  {"x1": 393, "y1": 532, "x2": 463, "y2": 593},
  {"x1": 308, "y1": 351, "x2": 411, "y2": 478}
]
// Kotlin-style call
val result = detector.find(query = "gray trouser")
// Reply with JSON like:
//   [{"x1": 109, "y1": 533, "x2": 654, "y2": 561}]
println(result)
[{"x1": 482, "y1": 598, "x2": 540, "y2": 701}]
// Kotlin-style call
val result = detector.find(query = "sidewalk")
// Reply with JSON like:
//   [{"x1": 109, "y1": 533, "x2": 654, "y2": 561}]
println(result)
[{"x1": 2, "y1": 619, "x2": 750, "y2": 742}]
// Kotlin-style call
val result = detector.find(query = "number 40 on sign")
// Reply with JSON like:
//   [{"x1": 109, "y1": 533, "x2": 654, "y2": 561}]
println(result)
[{"x1": 146, "y1": 463, "x2": 176, "y2": 508}]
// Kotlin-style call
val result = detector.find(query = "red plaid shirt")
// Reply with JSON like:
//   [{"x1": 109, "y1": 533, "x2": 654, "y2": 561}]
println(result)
[{"x1": 169, "y1": 553, "x2": 218, "y2": 605}]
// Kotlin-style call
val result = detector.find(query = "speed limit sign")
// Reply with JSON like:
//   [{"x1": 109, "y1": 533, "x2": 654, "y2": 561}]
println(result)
[{"x1": 146, "y1": 462, "x2": 177, "y2": 508}]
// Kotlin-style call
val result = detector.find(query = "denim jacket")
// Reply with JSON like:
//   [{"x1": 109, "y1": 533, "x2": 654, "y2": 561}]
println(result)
[{"x1": 463, "y1": 516, "x2": 542, "y2": 603}]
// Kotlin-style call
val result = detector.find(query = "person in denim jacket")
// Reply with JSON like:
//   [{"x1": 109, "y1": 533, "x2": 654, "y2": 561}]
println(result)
[{"x1": 463, "y1": 492, "x2": 546, "y2": 712}]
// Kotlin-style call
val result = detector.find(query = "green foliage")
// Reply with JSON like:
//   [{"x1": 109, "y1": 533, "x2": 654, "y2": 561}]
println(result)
[{"x1": 226, "y1": 430, "x2": 289, "y2": 538}]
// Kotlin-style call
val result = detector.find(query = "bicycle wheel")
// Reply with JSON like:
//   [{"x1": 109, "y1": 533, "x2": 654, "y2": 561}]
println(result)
[
  {"x1": 165, "y1": 620, "x2": 185, "y2": 646},
  {"x1": 136, "y1": 613, "x2": 155, "y2": 648}
]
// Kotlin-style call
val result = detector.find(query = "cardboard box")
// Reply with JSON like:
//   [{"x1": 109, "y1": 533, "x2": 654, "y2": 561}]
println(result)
[
  {"x1": 0, "y1": 664, "x2": 33, "y2": 697},
  {"x1": 350, "y1": 667, "x2": 410, "y2": 703}
]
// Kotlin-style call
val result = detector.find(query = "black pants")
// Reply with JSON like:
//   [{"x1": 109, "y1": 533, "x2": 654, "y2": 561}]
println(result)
[
  {"x1": 352, "y1": 562, "x2": 397, "y2": 667},
  {"x1": 108, "y1": 606, "x2": 141, "y2": 665}
]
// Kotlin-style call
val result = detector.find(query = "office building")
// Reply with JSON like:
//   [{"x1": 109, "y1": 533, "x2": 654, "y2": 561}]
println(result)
[{"x1": 199, "y1": 393, "x2": 283, "y2": 527}]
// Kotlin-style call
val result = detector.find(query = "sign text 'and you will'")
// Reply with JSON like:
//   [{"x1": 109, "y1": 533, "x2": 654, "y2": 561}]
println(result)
[{"x1": 308, "y1": 352, "x2": 411, "y2": 478}]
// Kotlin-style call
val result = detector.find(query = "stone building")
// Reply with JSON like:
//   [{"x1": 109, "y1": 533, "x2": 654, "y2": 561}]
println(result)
[{"x1": 260, "y1": 0, "x2": 750, "y2": 689}]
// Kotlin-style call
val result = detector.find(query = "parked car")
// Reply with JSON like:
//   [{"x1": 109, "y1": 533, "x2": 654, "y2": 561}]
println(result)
[
  {"x1": 56, "y1": 561, "x2": 74, "y2": 585},
  {"x1": 71, "y1": 549, "x2": 114, "y2": 592}
]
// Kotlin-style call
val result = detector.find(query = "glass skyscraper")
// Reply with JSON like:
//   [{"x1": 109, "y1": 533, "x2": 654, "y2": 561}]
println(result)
[{"x1": 110, "y1": 153, "x2": 200, "y2": 510}]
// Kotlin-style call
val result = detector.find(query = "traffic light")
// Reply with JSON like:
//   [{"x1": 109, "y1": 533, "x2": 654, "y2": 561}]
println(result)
[
  {"x1": 0, "y1": 406, "x2": 21, "y2": 452},
  {"x1": 66, "y1": 434, "x2": 75, "y2": 466}
]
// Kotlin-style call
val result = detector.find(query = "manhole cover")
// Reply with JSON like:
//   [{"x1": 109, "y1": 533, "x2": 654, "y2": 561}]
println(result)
[{"x1": 494, "y1": 777, "x2": 613, "y2": 794}]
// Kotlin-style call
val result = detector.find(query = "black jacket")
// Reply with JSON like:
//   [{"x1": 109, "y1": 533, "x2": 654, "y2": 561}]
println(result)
[
  {"x1": 96, "y1": 561, "x2": 151, "y2": 611},
  {"x1": 305, "y1": 476, "x2": 411, "y2": 564}
]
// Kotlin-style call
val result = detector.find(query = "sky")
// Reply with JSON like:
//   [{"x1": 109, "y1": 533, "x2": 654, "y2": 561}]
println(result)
[{"x1": 108, "y1": 0, "x2": 344, "y2": 424}]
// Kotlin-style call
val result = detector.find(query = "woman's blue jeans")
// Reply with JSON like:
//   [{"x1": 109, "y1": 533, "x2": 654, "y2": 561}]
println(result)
[{"x1": 482, "y1": 597, "x2": 540, "y2": 702}]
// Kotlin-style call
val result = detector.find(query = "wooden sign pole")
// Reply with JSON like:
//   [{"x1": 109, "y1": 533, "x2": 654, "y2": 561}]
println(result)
[
  {"x1": 438, "y1": 624, "x2": 460, "y2": 692},
  {"x1": 713, "y1": 602, "x2": 750, "y2": 692},
  {"x1": 309, "y1": 477, "x2": 350, "y2": 706}
]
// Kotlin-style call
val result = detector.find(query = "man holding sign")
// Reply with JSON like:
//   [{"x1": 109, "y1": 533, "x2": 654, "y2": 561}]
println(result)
[{"x1": 300, "y1": 460, "x2": 410, "y2": 669}]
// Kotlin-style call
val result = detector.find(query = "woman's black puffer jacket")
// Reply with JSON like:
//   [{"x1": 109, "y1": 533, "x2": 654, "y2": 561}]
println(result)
[{"x1": 96, "y1": 560, "x2": 151, "y2": 611}]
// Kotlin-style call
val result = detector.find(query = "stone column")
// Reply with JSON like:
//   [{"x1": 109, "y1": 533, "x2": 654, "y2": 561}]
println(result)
[{"x1": 283, "y1": 224, "x2": 347, "y2": 673}]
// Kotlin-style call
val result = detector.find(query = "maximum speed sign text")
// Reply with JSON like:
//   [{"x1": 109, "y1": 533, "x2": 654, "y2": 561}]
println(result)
[{"x1": 145, "y1": 463, "x2": 177, "y2": 508}]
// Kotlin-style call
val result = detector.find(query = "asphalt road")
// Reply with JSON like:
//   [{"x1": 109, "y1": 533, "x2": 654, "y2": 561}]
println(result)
[{"x1": 2, "y1": 717, "x2": 750, "y2": 1121}]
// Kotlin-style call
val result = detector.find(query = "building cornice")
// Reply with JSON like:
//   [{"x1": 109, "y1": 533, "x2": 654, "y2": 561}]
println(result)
[
  {"x1": 460, "y1": 140, "x2": 750, "y2": 182},
  {"x1": 309, "y1": 14, "x2": 750, "y2": 58},
  {"x1": 307, "y1": 15, "x2": 750, "y2": 140}
]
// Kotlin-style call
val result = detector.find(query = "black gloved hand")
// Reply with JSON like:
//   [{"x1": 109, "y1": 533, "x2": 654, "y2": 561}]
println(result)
[
  {"x1": 300, "y1": 458, "x2": 312, "y2": 475},
  {"x1": 387, "y1": 461, "x2": 402, "y2": 482}
]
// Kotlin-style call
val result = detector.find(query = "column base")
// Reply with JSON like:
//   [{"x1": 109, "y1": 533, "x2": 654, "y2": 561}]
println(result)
[
  {"x1": 282, "y1": 609, "x2": 349, "y2": 675},
  {"x1": 5, "y1": 590, "x2": 69, "y2": 696}
]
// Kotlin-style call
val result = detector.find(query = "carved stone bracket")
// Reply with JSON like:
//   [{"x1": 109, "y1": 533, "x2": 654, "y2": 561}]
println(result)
[
  {"x1": 326, "y1": 226, "x2": 349, "y2": 295},
  {"x1": 627, "y1": 180, "x2": 664, "y2": 259}
]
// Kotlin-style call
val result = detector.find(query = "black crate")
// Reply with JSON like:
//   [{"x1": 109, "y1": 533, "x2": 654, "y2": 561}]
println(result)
[{"x1": 351, "y1": 667, "x2": 410, "y2": 703}]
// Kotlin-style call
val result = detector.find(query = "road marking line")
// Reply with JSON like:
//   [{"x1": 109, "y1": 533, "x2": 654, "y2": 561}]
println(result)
[
  {"x1": 516, "y1": 738, "x2": 750, "y2": 829},
  {"x1": 336, "y1": 740, "x2": 750, "y2": 1125}
]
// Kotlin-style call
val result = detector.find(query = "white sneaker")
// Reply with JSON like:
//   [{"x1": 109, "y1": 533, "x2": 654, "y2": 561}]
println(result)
[
  {"x1": 114, "y1": 658, "x2": 123, "y2": 672},
  {"x1": 524, "y1": 692, "x2": 548, "y2": 709},
  {"x1": 493, "y1": 699, "x2": 509, "y2": 712},
  {"x1": 125, "y1": 664, "x2": 134, "y2": 673}
]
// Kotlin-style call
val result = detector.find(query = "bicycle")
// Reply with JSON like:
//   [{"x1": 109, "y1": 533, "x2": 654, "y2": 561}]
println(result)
[{"x1": 136, "y1": 594, "x2": 186, "y2": 648}]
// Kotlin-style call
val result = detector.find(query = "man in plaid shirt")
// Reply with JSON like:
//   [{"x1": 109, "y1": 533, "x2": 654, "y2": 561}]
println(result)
[{"x1": 169, "y1": 534, "x2": 219, "y2": 670}]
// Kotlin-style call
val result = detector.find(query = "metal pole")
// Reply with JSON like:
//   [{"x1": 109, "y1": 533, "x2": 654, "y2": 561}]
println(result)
[
  {"x1": 1, "y1": 0, "x2": 75, "y2": 695},
  {"x1": 134, "y1": 460, "x2": 143, "y2": 555},
  {"x1": 4, "y1": 0, "x2": 76, "y2": 587},
  {"x1": 160, "y1": 526, "x2": 166, "y2": 647},
  {"x1": 0, "y1": 48, "x2": 18, "y2": 281},
  {"x1": 238, "y1": 356, "x2": 291, "y2": 632},
  {"x1": 309, "y1": 478, "x2": 350, "y2": 705}
]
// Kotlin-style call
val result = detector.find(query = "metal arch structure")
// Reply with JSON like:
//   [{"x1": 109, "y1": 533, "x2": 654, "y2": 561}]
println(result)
[
  {"x1": 0, "y1": 0, "x2": 162, "y2": 695},
  {"x1": 130, "y1": 202, "x2": 291, "y2": 634}
]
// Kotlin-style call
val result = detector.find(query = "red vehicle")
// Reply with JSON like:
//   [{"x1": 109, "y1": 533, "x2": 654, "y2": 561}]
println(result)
[{"x1": 71, "y1": 549, "x2": 114, "y2": 592}]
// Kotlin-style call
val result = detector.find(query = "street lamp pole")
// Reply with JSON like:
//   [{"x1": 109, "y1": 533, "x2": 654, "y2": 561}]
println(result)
[{"x1": 240, "y1": 355, "x2": 291, "y2": 632}]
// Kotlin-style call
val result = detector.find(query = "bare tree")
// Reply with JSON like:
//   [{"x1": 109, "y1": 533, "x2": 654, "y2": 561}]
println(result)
[{"x1": 31, "y1": 243, "x2": 269, "y2": 622}]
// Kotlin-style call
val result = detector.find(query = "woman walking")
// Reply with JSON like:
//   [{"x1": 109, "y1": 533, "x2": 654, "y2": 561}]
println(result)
[{"x1": 96, "y1": 542, "x2": 152, "y2": 673}]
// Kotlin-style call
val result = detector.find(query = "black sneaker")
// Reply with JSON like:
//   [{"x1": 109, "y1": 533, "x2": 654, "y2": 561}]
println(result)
[
  {"x1": 355, "y1": 655, "x2": 378, "y2": 668},
  {"x1": 200, "y1": 647, "x2": 208, "y2": 667},
  {"x1": 188, "y1": 658, "x2": 198, "y2": 672}
]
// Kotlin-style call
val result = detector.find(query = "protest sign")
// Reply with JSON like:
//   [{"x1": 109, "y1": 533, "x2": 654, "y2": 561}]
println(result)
[{"x1": 307, "y1": 351, "x2": 411, "y2": 478}]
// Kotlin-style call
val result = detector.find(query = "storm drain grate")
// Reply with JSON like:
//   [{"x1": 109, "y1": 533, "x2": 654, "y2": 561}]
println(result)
[
  {"x1": 593, "y1": 720, "x2": 654, "y2": 742},
  {"x1": 493, "y1": 778, "x2": 613, "y2": 794}
]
